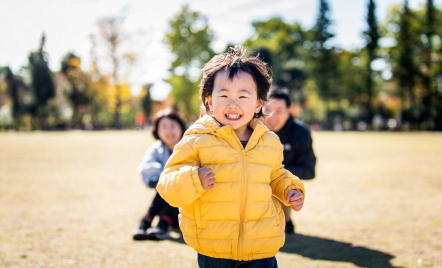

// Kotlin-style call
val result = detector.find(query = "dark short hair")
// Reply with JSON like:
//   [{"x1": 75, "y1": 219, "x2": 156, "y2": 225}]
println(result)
[
  {"x1": 200, "y1": 45, "x2": 272, "y2": 118},
  {"x1": 268, "y1": 87, "x2": 291, "y2": 108},
  {"x1": 152, "y1": 109, "x2": 187, "y2": 140}
]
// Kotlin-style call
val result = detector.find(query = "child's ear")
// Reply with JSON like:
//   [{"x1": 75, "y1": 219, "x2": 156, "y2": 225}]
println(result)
[
  {"x1": 255, "y1": 100, "x2": 263, "y2": 113},
  {"x1": 206, "y1": 96, "x2": 213, "y2": 113}
]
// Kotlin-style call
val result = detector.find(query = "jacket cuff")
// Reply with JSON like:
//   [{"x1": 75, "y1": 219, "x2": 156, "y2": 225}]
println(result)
[{"x1": 191, "y1": 166, "x2": 205, "y2": 194}]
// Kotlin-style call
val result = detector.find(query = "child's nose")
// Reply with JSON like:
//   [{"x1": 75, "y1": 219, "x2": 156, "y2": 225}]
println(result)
[{"x1": 227, "y1": 100, "x2": 239, "y2": 109}]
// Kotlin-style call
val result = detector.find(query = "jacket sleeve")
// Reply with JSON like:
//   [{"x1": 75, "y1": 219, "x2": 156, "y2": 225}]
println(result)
[
  {"x1": 270, "y1": 144, "x2": 305, "y2": 206},
  {"x1": 156, "y1": 138, "x2": 204, "y2": 208},
  {"x1": 284, "y1": 132, "x2": 316, "y2": 180},
  {"x1": 136, "y1": 145, "x2": 164, "y2": 187}
]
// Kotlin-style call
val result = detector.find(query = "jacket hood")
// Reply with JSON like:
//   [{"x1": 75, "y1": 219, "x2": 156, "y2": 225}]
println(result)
[{"x1": 184, "y1": 115, "x2": 269, "y2": 140}]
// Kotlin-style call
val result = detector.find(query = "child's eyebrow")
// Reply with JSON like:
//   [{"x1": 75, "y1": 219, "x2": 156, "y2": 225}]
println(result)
[
  {"x1": 239, "y1": 89, "x2": 252, "y2": 95},
  {"x1": 216, "y1": 88, "x2": 252, "y2": 95}
]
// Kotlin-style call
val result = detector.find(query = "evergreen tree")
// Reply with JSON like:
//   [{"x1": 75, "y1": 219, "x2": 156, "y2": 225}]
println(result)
[
  {"x1": 312, "y1": 0, "x2": 338, "y2": 128},
  {"x1": 28, "y1": 33, "x2": 55, "y2": 129},
  {"x1": 364, "y1": 0, "x2": 380, "y2": 127},
  {"x1": 430, "y1": 1, "x2": 442, "y2": 130},
  {"x1": 421, "y1": 0, "x2": 436, "y2": 129},
  {"x1": 397, "y1": 0, "x2": 418, "y2": 128},
  {"x1": 314, "y1": 0, "x2": 334, "y2": 44},
  {"x1": 3, "y1": 67, "x2": 25, "y2": 130}
]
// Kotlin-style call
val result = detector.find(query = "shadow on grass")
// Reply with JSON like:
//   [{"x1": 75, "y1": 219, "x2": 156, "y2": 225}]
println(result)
[
  {"x1": 281, "y1": 234, "x2": 402, "y2": 268},
  {"x1": 135, "y1": 232, "x2": 400, "y2": 268}
]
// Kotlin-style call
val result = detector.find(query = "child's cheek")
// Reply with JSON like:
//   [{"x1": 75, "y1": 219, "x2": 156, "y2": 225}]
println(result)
[{"x1": 214, "y1": 98, "x2": 227, "y2": 107}]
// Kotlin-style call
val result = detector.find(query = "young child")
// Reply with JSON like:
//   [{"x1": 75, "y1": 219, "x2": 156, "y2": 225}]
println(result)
[
  {"x1": 157, "y1": 46, "x2": 305, "y2": 267},
  {"x1": 133, "y1": 110, "x2": 186, "y2": 240}
]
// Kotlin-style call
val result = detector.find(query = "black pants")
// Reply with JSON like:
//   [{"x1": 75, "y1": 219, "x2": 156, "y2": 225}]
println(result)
[
  {"x1": 146, "y1": 192, "x2": 179, "y2": 226},
  {"x1": 198, "y1": 254, "x2": 277, "y2": 268}
]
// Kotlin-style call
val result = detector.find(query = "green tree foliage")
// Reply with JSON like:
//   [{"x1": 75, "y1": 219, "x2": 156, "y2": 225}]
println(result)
[
  {"x1": 311, "y1": 0, "x2": 340, "y2": 128},
  {"x1": 335, "y1": 51, "x2": 368, "y2": 125},
  {"x1": 244, "y1": 18, "x2": 308, "y2": 103},
  {"x1": 165, "y1": 74, "x2": 200, "y2": 121},
  {"x1": 364, "y1": 0, "x2": 380, "y2": 126},
  {"x1": 421, "y1": 0, "x2": 437, "y2": 128},
  {"x1": 314, "y1": 0, "x2": 335, "y2": 44},
  {"x1": 165, "y1": 5, "x2": 215, "y2": 121},
  {"x1": 2, "y1": 67, "x2": 27, "y2": 130},
  {"x1": 433, "y1": 4, "x2": 442, "y2": 130},
  {"x1": 398, "y1": 0, "x2": 420, "y2": 127},
  {"x1": 3, "y1": 3, "x2": 441, "y2": 131},
  {"x1": 420, "y1": 0, "x2": 442, "y2": 130},
  {"x1": 28, "y1": 34, "x2": 55, "y2": 128},
  {"x1": 383, "y1": 2, "x2": 442, "y2": 130}
]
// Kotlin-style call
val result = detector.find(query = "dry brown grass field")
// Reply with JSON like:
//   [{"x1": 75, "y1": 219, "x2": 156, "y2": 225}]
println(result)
[{"x1": 0, "y1": 131, "x2": 441, "y2": 268}]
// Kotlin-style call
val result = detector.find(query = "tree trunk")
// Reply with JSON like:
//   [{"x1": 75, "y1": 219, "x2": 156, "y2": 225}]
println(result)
[{"x1": 366, "y1": 50, "x2": 375, "y2": 129}]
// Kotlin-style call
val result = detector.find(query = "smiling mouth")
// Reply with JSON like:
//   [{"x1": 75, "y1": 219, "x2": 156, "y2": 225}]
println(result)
[{"x1": 226, "y1": 114, "x2": 242, "y2": 120}]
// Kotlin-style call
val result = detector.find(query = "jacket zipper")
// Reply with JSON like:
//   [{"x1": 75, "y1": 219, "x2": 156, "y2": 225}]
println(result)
[
  {"x1": 238, "y1": 148, "x2": 247, "y2": 260},
  {"x1": 229, "y1": 127, "x2": 248, "y2": 260}
]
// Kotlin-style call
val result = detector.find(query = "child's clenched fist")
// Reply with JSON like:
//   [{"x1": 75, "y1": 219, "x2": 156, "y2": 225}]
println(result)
[
  {"x1": 286, "y1": 190, "x2": 304, "y2": 211},
  {"x1": 198, "y1": 167, "x2": 216, "y2": 190}
]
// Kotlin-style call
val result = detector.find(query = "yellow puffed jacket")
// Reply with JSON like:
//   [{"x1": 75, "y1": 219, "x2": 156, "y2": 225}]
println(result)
[{"x1": 157, "y1": 115, "x2": 305, "y2": 261}]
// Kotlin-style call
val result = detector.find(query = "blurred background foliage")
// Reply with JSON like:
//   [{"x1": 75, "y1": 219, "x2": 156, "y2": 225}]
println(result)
[{"x1": 0, "y1": 0, "x2": 441, "y2": 131}]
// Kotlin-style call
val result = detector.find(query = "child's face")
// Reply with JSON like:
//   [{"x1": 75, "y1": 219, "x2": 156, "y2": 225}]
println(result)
[
  {"x1": 157, "y1": 117, "x2": 182, "y2": 150},
  {"x1": 207, "y1": 70, "x2": 262, "y2": 137},
  {"x1": 263, "y1": 98, "x2": 291, "y2": 132}
]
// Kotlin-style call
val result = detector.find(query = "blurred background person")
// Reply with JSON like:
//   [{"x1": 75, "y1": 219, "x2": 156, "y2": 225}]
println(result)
[
  {"x1": 263, "y1": 88, "x2": 316, "y2": 233},
  {"x1": 133, "y1": 109, "x2": 187, "y2": 240}
]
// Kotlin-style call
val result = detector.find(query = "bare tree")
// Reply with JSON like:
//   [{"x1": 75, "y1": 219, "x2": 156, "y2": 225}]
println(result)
[{"x1": 97, "y1": 17, "x2": 135, "y2": 129}]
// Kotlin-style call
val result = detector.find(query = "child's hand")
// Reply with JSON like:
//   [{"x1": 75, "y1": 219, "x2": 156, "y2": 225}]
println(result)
[
  {"x1": 286, "y1": 190, "x2": 304, "y2": 212},
  {"x1": 198, "y1": 167, "x2": 215, "y2": 190}
]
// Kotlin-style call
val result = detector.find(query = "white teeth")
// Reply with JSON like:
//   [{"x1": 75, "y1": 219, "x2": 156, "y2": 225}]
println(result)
[{"x1": 226, "y1": 114, "x2": 241, "y2": 119}]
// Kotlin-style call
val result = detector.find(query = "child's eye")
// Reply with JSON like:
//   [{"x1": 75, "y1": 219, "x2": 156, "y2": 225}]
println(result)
[
  {"x1": 219, "y1": 95, "x2": 228, "y2": 98},
  {"x1": 240, "y1": 96, "x2": 248, "y2": 99}
]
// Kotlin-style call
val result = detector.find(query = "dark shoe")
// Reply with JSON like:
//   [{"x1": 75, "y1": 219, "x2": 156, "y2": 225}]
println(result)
[
  {"x1": 285, "y1": 220, "x2": 295, "y2": 234},
  {"x1": 132, "y1": 229, "x2": 149, "y2": 241},
  {"x1": 145, "y1": 227, "x2": 170, "y2": 240},
  {"x1": 132, "y1": 218, "x2": 152, "y2": 240}
]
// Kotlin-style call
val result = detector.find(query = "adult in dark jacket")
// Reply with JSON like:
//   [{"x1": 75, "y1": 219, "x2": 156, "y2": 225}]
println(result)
[{"x1": 263, "y1": 88, "x2": 316, "y2": 233}]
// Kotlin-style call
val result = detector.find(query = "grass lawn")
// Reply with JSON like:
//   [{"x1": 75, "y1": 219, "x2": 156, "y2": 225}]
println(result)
[{"x1": 0, "y1": 131, "x2": 441, "y2": 268}]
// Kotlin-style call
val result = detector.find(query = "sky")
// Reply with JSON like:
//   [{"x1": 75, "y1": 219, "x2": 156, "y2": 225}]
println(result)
[{"x1": 1, "y1": 0, "x2": 441, "y2": 100}]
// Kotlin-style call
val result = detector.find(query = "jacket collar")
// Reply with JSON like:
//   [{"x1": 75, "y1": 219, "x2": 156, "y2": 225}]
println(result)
[{"x1": 184, "y1": 115, "x2": 269, "y2": 150}]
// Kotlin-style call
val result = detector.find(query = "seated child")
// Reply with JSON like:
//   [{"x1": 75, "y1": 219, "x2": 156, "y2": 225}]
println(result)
[{"x1": 133, "y1": 110, "x2": 186, "y2": 240}]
